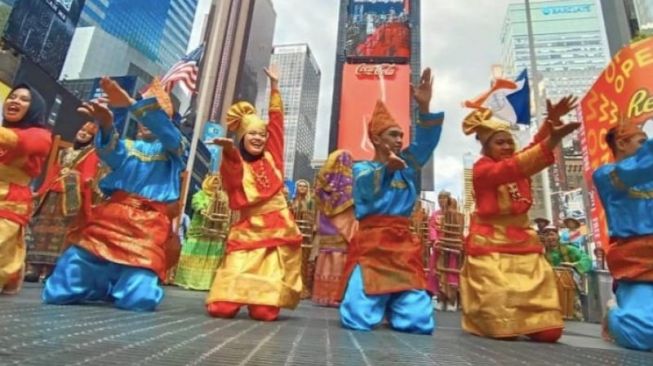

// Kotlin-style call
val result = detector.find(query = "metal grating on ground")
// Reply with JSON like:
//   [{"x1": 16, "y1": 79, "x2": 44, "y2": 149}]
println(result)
[{"x1": 1, "y1": 284, "x2": 652, "y2": 366}]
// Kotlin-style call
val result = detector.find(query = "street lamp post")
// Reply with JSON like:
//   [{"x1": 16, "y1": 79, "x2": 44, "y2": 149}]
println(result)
[{"x1": 524, "y1": 0, "x2": 553, "y2": 221}]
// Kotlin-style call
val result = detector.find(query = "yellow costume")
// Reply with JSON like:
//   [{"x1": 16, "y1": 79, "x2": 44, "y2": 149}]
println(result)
[
  {"x1": 206, "y1": 88, "x2": 303, "y2": 319},
  {"x1": 460, "y1": 109, "x2": 564, "y2": 340}
]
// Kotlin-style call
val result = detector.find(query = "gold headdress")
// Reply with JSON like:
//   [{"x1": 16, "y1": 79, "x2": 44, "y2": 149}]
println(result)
[
  {"x1": 225, "y1": 101, "x2": 267, "y2": 142},
  {"x1": 142, "y1": 77, "x2": 174, "y2": 118},
  {"x1": 462, "y1": 109, "x2": 511, "y2": 145}
]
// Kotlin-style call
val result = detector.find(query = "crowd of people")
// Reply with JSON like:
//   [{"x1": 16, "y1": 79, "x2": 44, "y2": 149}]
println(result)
[{"x1": 0, "y1": 65, "x2": 651, "y2": 352}]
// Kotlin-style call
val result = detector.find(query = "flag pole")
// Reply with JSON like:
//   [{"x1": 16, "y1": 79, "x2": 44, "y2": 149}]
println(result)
[{"x1": 525, "y1": 0, "x2": 553, "y2": 221}]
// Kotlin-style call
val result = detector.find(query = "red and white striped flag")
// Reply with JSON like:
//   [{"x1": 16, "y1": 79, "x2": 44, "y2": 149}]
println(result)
[{"x1": 160, "y1": 44, "x2": 205, "y2": 94}]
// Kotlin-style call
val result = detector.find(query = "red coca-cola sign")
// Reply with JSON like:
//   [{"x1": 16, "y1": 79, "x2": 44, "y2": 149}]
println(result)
[{"x1": 354, "y1": 64, "x2": 397, "y2": 77}]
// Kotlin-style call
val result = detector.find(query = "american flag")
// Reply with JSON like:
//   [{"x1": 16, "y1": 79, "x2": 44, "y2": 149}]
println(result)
[{"x1": 160, "y1": 44, "x2": 205, "y2": 94}]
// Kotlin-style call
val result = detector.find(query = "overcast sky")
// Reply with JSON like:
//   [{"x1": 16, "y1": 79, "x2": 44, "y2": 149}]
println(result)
[{"x1": 189, "y1": 0, "x2": 523, "y2": 198}]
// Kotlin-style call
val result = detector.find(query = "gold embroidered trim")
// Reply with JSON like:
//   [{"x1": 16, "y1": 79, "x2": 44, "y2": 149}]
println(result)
[
  {"x1": 125, "y1": 140, "x2": 168, "y2": 162},
  {"x1": 269, "y1": 90, "x2": 283, "y2": 113},
  {"x1": 390, "y1": 180, "x2": 408, "y2": 189},
  {"x1": 132, "y1": 99, "x2": 161, "y2": 119}
]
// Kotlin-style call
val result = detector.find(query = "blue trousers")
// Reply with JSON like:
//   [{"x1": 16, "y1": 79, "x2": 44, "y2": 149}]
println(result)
[
  {"x1": 340, "y1": 265, "x2": 435, "y2": 334},
  {"x1": 608, "y1": 281, "x2": 653, "y2": 351},
  {"x1": 43, "y1": 246, "x2": 164, "y2": 312}
]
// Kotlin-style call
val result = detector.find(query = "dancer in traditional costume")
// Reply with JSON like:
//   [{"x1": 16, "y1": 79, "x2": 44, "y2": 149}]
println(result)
[
  {"x1": 26, "y1": 122, "x2": 101, "y2": 282},
  {"x1": 311, "y1": 150, "x2": 357, "y2": 307},
  {"x1": 43, "y1": 77, "x2": 185, "y2": 311},
  {"x1": 0, "y1": 84, "x2": 52, "y2": 295},
  {"x1": 593, "y1": 122, "x2": 653, "y2": 351},
  {"x1": 542, "y1": 225, "x2": 591, "y2": 320},
  {"x1": 427, "y1": 191, "x2": 450, "y2": 298},
  {"x1": 291, "y1": 179, "x2": 316, "y2": 299},
  {"x1": 174, "y1": 174, "x2": 229, "y2": 290},
  {"x1": 435, "y1": 198, "x2": 464, "y2": 311},
  {"x1": 339, "y1": 68, "x2": 443, "y2": 334},
  {"x1": 459, "y1": 95, "x2": 579, "y2": 342},
  {"x1": 206, "y1": 66, "x2": 303, "y2": 321}
]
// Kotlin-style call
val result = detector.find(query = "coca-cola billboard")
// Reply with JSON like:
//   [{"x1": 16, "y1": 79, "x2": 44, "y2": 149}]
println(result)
[
  {"x1": 337, "y1": 63, "x2": 411, "y2": 160},
  {"x1": 345, "y1": 0, "x2": 410, "y2": 61},
  {"x1": 354, "y1": 63, "x2": 397, "y2": 77}
]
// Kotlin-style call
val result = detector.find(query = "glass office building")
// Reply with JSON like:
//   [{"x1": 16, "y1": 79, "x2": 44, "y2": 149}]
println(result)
[
  {"x1": 501, "y1": 0, "x2": 610, "y2": 101},
  {"x1": 79, "y1": 0, "x2": 197, "y2": 69}
]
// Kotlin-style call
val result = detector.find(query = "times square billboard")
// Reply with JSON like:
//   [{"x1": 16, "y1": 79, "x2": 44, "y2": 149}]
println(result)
[
  {"x1": 337, "y1": 63, "x2": 411, "y2": 160},
  {"x1": 3, "y1": 0, "x2": 86, "y2": 79},
  {"x1": 346, "y1": 0, "x2": 410, "y2": 61}
]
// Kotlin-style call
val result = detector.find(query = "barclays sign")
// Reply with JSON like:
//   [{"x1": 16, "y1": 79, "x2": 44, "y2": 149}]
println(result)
[{"x1": 541, "y1": 4, "x2": 591, "y2": 16}]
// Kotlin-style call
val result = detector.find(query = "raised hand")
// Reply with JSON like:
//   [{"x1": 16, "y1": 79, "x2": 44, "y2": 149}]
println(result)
[
  {"x1": 264, "y1": 64, "x2": 280, "y2": 89},
  {"x1": 100, "y1": 76, "x2": 135, "y2": 108},
  {"x1": 387, "y1": 152, "x2": 407, "y2": 171},
  {"x1": 548, "y1": 121, "x2": 581, "y2": 149},
  {"x1": 411, "y1": 68, "x2": 433, "y2": 113},
  {"x1": 77, "y1": 101, "x2": 113, "y2": 132},
  {"x1": 546, "y1": 95, "x2": 578, "y2": 125},
  {"x1": 206, "y1": 137, "x2": 235, "y2": 152}
]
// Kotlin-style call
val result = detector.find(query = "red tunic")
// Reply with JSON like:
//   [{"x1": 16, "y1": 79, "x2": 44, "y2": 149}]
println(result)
[
  {"x1": 38, "y1": 148, "x2": 100, "y2": 220},
  {"x1": 220, "y1": 89, "x2": 302, "y2": 252},
  {"x1": 0, "y1": 127, "x2": 52, "y2": 225}
]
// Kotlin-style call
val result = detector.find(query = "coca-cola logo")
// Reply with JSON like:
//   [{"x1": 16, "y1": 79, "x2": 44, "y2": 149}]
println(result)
[{"x1": 355, "y1": 64, "x2": 397, "y2": 77}]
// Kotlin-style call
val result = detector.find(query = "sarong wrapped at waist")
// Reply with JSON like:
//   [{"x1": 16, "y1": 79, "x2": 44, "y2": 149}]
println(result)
[
  {"x1": 227, "y1": 191, "x2": 302, "y2": 252},
  {"x1": 339, "y1": 215, "x2": 426, "y2": 298},
  {"x1": 466, "y1": 214, "x2": 543, "y2": 256},
  {"x1": 318, "y1": 234, "x2": 347, "y2": 252},
  {"x1": 72, "y1": 191, "x2": 171, "y2": 280},
  {"x1": 608, "y1": 235, "x2": 653, "y2": 282}
]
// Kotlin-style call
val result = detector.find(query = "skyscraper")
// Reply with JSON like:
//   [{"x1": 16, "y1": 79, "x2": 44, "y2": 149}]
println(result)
[
  {"x1": 328, "y1": 0, "x2": 433, "y2": 190},
  {"x1": 501, "y1": 0, "x2": 610, "y2": 220},
  {"x1": 194, "y1": 0, "x2": 275, "y2": 125},
  {"x1": 234, "y1": 0, "x2": 276, "y2": 106},
  {"x1": 501, "y1": 0, "x2": 610, "y2": 101},
  {"x1": 259, "y1": 44, "x2": 322, "y2": 181},
  {"x1": 78, "y1": 0, "x2": 198, "y2": 69}
]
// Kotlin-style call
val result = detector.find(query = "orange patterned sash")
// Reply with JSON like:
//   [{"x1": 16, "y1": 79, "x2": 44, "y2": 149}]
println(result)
[
  {"x1": 339, "y1": 215, "x2": 426, "y2": 298},
  {"x1": 73, "y1": 191, "x2": 171, "y2": 280},
  {"x1": 607, "y1": 235, "x2": 653, "y2": 282}
]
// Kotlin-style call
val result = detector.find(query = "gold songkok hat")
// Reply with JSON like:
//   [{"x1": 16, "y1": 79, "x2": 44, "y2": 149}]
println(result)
[
  {"x1": 462, "y1": 109, "x2": 511, "y2": 145},
  {"x1": 225, "y1": 101, "x2": 267, "y2": 142},
  {"x1": 368, "y1": 100, "x2": 401, "y2": 138}
]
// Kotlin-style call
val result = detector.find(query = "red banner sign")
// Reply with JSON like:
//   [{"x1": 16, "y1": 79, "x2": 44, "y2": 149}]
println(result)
[{"x1": 579, "y1": 37, "x2": 653, "y2": 250}]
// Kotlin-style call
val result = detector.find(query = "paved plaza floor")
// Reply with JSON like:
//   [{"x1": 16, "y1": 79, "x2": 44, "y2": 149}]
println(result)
[{"x1": 1, "y1": 284, "x2": 651, "y2": 365}]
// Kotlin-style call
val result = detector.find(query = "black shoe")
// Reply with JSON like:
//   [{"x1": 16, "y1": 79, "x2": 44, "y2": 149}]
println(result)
[{"x1": 24, "y1": 272, "x2": 39, "y2": 283}]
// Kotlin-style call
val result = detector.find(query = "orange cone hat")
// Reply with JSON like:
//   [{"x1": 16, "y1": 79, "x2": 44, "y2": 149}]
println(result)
[{"x1": 368, "y1": 100, "x2": 401, "y2": 138}]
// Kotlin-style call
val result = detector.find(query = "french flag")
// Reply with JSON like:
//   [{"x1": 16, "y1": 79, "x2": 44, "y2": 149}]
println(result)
[{"x1": 464, "y1": 69, "x2": 531, "y2": 125}]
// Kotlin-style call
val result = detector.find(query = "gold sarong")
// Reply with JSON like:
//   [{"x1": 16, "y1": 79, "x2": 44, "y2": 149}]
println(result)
[
  {"x1": 206, "y1": 245, "x2": 302, "y2": 309},
  {"x1": 460, "y1": 252, "x2": 563, "y2": 337},
  {"x1": 0, "y1": 219, "x2": 24, "y2": 292}
]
